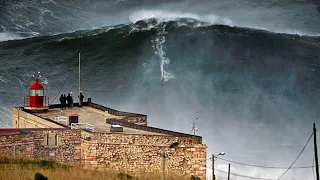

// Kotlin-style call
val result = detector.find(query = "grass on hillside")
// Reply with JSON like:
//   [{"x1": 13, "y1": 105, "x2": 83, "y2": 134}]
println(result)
[{"x1": 0, "y1": 157, "x2": 197, "y2": 180}]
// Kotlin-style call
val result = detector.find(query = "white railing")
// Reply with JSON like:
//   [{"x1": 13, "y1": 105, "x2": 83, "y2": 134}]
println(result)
[
  {"x1": 70, "y1": 123, "x2": 94, "y2": 132},
  {"x1": 54, "y1": 116, "x2": 68, "y2": 125}
]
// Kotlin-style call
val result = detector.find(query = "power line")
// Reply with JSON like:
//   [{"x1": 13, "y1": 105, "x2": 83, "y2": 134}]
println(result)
[
  {"x1": 212, "y1": 132, "x2": 314, "y2": 180},
  {"x1": 215, "y1": 156, "x2": 319, "y2": 169},
  {"x1": 52, "y1": 33, "x2": 83, "y2": 104},
  {"x1": 277, "y1": 132, "x2": 314, "y2": 180},
  {"x1": 216, "y1": 175, "x2": 228, "y2": 180},
  {"x1": 52, "y1": 61, "x2": 79, "y2": 103},
  {"x1": 214, "y1": 167, "x2": 276, "y2": 180}
]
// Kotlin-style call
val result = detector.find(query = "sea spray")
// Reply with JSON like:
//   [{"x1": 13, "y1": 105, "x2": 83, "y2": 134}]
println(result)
[{"x1": 151, "y1": 25, "x2": 174, "y2": 82}]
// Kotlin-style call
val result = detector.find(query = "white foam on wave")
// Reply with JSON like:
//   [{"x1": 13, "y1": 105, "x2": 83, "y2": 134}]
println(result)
[
  {"x1": 132, "y1": 10, "x2": 233, "y2": 83},
  {"x1": 129, "y1": 10, "x2": 233, "y2": 27},
  {"x1": 145, "y1": 13, "x2": 176, "y2": 83},
  {"x1": 152, "y1": 34, "x2": 175, "y2": 83},
  {"x1": 23, "y1": 72, "x2": 49, "y2": 85},
  {"x1": 0, "y1": 32, "x2": 23, "y2": 42},
  {"x1": 130, "y1": 10, "x2": 200, "y2": 23},
  {"x1": 129, "y1": 9, "x2": 320, "y2": 37},
  {"x1": 0, "y1": 76, "x2": 4, "y2": 82},
  {"x1": 0, "y1": 31, "x2": 40, "y2": 42}
]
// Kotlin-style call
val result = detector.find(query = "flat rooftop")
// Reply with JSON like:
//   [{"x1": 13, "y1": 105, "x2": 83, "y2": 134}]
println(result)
[{"x1": 33, "y1": 106, "x2": 166, "y2": 136}]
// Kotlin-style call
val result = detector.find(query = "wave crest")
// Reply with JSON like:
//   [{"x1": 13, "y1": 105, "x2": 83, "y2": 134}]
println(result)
[
  {"x1": 129, "y1": 10, "x2": 319, "y2": 37},
  {"x1": 130, "y1": 10, "x2": 234, "y2": 27},
  {"x1": 0, "y1": 33, "x2": 23, "y2": 42}
]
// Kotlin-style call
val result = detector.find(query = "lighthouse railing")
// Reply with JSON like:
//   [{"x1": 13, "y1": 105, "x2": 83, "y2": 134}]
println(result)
[
  {"x1": 24, "y1": 96, "x2": 30, "y2": 107},
  {"x1": 24, "y1": 96, "x2": 49, "y2": 107},
  {"x1": 43, "y1": 96, "x2": 50, "y2": 107}
]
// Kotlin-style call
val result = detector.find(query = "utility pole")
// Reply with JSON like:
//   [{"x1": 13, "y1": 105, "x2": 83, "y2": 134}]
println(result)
[
  {"x1": 227, "y1": 163, "x2": 230, "y2": 180},
  {"x1": 194, "y1": 121, "x2": 196, "y2": 136},
  {"x1": 212, "y1": 154, "x2": 215, "y2": 180},
  {"x1": 162, "y1": 148, "x2": 166, "y2": 180},
  {"x1": 192, "y1": 118, "x2": 198, "y2": 136},
  {"x1": 314, "y1": 123, "x2": 320, "y2": 180}
]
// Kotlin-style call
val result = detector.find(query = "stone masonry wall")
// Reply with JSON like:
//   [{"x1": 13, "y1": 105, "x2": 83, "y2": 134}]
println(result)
[
  {"x1": 117, "y1": 116, "x2": 147, "y2": 125},
  {"x1": 0, "y1": 130, "x2": 207, "y2": 179},
  {"x1": 0, "y1": 133, "x2": 34, "y2": 159},
  {"x1": 81, "y1": 132, "x2": 207, "y2": 179},
  {"x1": 0, "y1": 129, "x2": 82, "y2": 166},
  {"x1": 31, "y1": 129, "x2": 82, "y2": 165}
]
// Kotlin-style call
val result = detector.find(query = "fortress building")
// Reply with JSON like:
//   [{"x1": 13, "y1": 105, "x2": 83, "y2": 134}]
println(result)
[{"x1": 0, "y1": 78, "x2": 207, "y2": 179}]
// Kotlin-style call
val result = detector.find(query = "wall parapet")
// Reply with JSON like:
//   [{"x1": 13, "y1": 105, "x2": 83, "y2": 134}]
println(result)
[
  {"x1": 88, "y1": 102, "x2": 147, "y2": 125},
  {"x1": 106, "y1": 118, "x2": 202, "y2": 142},
  {"x1": 47, "y1": 102, "x2": 147, "y2": 125}
]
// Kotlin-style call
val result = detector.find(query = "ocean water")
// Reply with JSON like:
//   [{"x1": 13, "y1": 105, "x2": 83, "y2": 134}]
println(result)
[{"x1": 0, "y1": 0, "x2": 320, "y2": 179}]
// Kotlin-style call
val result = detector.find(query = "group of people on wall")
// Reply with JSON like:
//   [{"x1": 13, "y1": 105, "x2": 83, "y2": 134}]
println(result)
[{"x1": 59, "y1": 92, "x2": 84, "y2": 109}]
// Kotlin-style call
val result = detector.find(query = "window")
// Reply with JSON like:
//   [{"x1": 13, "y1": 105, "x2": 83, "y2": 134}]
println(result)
[
  {"x1": 30, "y1": 90, "x2": 44, "y2": 96},
  {"x1": 42, "y1": 134, "x2": 59, "y2": 146}
]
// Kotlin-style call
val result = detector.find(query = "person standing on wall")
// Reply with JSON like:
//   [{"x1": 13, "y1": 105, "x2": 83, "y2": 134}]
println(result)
[
  {"x1": 63, "y1": 94, "x2": 67, "y2": 109},
  {"x1": 59, "y1": 94, "x2": 64, "y2": 110},
  {"x1": 70, "y1": 92, "x2": 74, "y2": 108},
  {"x1": 66, "y1": 93, "x2": 72, "y2": 108},
  {"x1": 78, "y1": 91, "x2": 84, "y2": 107}
]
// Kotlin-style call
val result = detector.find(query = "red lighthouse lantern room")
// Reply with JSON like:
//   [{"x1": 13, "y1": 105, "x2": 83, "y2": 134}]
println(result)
[{"x1": 24, "y1": 77, "x2": 49, "y2": 111}]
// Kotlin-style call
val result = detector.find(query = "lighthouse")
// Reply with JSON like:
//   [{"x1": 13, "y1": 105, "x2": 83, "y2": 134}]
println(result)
[{"x1": 24, "y1": 77, "x2": 49, "y2": 111}]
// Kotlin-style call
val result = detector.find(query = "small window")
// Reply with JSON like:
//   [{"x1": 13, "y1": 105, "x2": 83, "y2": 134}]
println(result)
[
  {"x1": 42, "y1": 134, "x2": 59, "y2": 146},
  {"x1": 30, "y1": 90, "x2": 44, "y2": 96}
]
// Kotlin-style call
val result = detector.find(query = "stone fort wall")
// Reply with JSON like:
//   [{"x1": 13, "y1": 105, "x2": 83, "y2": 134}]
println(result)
[
  {"x1": 0, "y1": 129, "x2": 82, "y2": 166},
  {"x1": 0, "y1": 129, "x2": 206, "y2": 179}
]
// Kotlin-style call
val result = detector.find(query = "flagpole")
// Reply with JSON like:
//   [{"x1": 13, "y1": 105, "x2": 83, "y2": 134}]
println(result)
[
  {"x1": 78, "y1": 35, "x2": 81, "y2": 106},
  {"x1": 78, "y1": 50, "x2": 81, "y2": 105}
]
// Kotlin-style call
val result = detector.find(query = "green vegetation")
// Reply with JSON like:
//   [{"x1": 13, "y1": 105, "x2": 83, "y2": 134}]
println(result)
[
  {"x1": 0, "y1": 157, "x2": 70, "y2": 169},
  {"x1": 0, "y1": 157, "x2": 200, "y2": 180},
  {"x1": 117, "y1": 172, "x2": 135, "y2": 180}
]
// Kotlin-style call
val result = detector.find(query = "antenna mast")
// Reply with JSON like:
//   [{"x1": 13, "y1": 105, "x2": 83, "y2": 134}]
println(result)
[{"x1": 78, "y1": 35, "x2": 81, "y2": 106}]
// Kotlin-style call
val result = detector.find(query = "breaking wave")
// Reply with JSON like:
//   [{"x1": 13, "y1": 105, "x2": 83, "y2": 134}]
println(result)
[
  {"x1": 0, "y1": 5, "x2": 319, "y2": 180},
  {"x1": 0, "y1": 33, "x2": 22, "y2": 42},
  {"x1": 1, "y1": 8, "x2": 320, "y2": 43},
  {"x1": 129, "y1": 10, "x2": 320, "y2": 37}
]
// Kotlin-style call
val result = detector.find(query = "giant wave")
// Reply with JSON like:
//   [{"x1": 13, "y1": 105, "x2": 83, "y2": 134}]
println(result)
[
  {"x1": 1, "y1": 9, "x2": 320, "y2": 43},
  {"x1": 0, "y1": 4, "x2": 320, "y2": 180}
]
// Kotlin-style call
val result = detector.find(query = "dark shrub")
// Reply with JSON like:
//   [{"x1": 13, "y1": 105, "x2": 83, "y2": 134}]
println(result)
[{"x1": 34, "y1": 172, "x2": 48, "y2": 180}]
